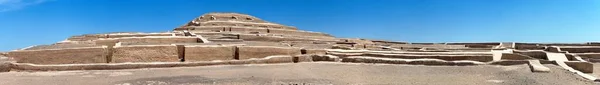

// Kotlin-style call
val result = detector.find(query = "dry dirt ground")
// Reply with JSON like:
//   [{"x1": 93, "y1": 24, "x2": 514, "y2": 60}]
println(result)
[{"x1": 0, "y1": 62, "x2": 595, "y2": 85}]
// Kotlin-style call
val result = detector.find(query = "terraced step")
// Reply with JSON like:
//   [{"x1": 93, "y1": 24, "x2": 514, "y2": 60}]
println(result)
[
  {"x1": 328, "y1": 50, "x2": 494, "y2": 62},
  {"x1": 341, "y1": 56, "x2": 485, "y2": 66}
]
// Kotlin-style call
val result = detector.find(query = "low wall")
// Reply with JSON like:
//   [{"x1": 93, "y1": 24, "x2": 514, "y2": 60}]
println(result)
[
  {"x1": 564, "y1": 61, "x2": 593, "y2": 73},
  {"x1": 303, "y1": 49, "x2": 328, "y2": 55},
  {"x1": 9, "y1": 55, "x2": 295, "y2": 71},
  {"x1": 67, "y1": 34, "x2": 107, "y2": 41},
  {"x1": 515, "y1": 43, "x2": 543, "y2": 50},
  {"x1": 268, "y1": 29, "x2": 331, "y2": 37},
  {"x1": 238, "y1": 34, "x2": 316, "y2": 42},
  {"x1": 7, "y1": 47, "x2": 108, "y2": 64},
  {"x1": 184, "y1": 45, "x2": 236, "y2": 61},
  {"x1": 112, "y1": 45, "x2": 180, "y2": 63},
  {"x1": 237, "y1": 46, "x2": 302, "y2": 59},
  {"x1": 108, "y1": 33, "x2": 174, "y2": 38},
  {"x1": 501, "y1": 53, "x2": 535, "y2": 60},
  {"x1": 514, "y1": 50, "x2": 547, "y2": 59},
  {"x1": 117, "y1": 36, "x2": 198, "y2": 45},
  {"x1": 341, "y1": 56, "x2": 485, "y2": 66},
  {"x1": 560, "y1": 47, "x2": 600, "y2": 53}
]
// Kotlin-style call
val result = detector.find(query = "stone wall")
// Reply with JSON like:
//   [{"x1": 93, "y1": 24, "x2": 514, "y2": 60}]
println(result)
[
  {"x1": 111, "y1": 45, "x2": 180, "y2": 63},
  {"x1": 184, "y1": 45, "x2": 236, "y2": 61},
  {"x1": 237, "y1": 46, "x2": 302, "y2": 59},
  {"x1": 7, "y1": 47, "x2": 108, "y2": 64}
]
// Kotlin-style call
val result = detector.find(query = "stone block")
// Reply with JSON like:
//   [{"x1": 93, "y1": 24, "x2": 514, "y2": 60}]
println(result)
[
  {"x1": 237, "y1": 46, "x2": 301, "y2": 59},
  {"x1": 184, "y1": 45, "x2": 236, "y2": 61},
  {"x1": 112, "y1": 45, "x2": 180, "y2": 63},
  {"x1": 7, "y1": 47, "x2": 108, "y2": 64}
]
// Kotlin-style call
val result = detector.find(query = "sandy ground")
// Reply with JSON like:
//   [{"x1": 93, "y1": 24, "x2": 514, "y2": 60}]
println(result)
[
  {"x1": 0, "y1": 62, "x2": 595, "y2": 85},
  {"x1": 591, "y1": 63, "x2": 600, "y2": 78}
]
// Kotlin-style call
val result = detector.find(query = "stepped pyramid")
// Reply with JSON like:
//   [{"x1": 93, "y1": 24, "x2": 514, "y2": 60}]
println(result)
[{"x1": 2, "y1": 13, "x2": 600, "y2": 81}]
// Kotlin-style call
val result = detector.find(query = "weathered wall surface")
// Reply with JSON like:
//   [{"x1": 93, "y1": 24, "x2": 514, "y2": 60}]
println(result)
[
  {"x1": 560, "y1": 47, "x2": 600, "y2": 53},
  {"x1": 237, "y1": 46, "x2": 301, "y2": 59},
  {"x1": 117, "y1": 37, "x2": 198, "y2": 45},
  {"x1": 268, "y1": 29, "x2": 330, "y2": 37},
  {"x1": 303, "y1": 49, "x2": 328, "y2": 55},
  {"x1": 514, "y1": 51, "x2": 547, "y2": 59},
  {"x1": 112, "y1": 45, "x2": 180, "y2": 63},
  {"x1": 184, "y1": 45, "x2": 236, "y2": 61},
  {"x1": 7, "y1": 47, "x2": 108, "y2": 64},
  {"x1": 108, "y1": 33, "x2": 174, "y2": 38},
  {"x1": 515, "y1": 43, "x2": 543, "y2": 50},
  {"x1": 67, "y1": 34, "x2": 107, "y2": 41}
]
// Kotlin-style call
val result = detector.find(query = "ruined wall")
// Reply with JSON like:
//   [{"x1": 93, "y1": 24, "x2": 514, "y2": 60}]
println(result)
[
  {"x1": 559, "y1": 47, "x2": 600, "y2": 53},
  {"x1": 7, "y1": 47, "x2": 108, "y2": 64},
  {"x1": 68, "y1": 34, "x2": 108, "y2": 41},
  {"x1": 238, "y1": 34, "x2": 316, "y2": 42},
  {"x1": 112, "y1": 45, "x2": 180, "y2": 63},
  {"x1": 268, "y1": 29, "x2": 330, "y2": 37},
  {"x1": 107, "y1": 33, "x2": 174, "y2": 38},
  {"x1": 184, "y1": 45, "x2": 236, "y2": 61},
  {"x1": 117, "y1": 37, "x2": 198, "y2": 45},
  {"x1": 237, "y1": 46, "x2": 302, "y2": 59}
]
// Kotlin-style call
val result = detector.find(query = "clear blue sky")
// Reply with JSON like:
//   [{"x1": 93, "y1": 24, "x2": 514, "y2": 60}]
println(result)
[{"x1": 1, "y1": 0, "x2": 599, "y2": 51}]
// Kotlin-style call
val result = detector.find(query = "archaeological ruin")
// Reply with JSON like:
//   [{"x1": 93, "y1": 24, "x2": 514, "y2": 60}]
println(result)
[{"x1": 2, "y1": 12, "x2": 600, "y2": 84}]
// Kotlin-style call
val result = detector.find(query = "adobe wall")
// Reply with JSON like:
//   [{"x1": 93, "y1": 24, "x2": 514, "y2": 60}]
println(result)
[
  {"x1": 237, "y1": 46, "x2": 302, "y2": 59},
  {"x1": 302, "y1": 49, "x2": 327, "y2": 55},
  {"x1": 117, "y1": 37, "x2": 198, "y2": 45},
  {"x1": 23, "y1": 43, "x2": 99, "y2": 50},
  {"x1": 514, "y1": 50, "x2": 547, "y2": 59},
  {"x1": 184, "y1": 45, "x2": 236, "y2": 61},
  {"x1": 559, "y1": 47, "x2": 600, "y2": 53},
  {"x1": 238, "y1": 34, "x2": 316, "y2": 42},
  {"x1": 390, "y1": 44, "x2": 467, "y2": 49},
  {"x1": 515, "y1": 43, "x2": 544, "y2": 50},
  {"x1": 68, "y1": 34, "x2": 108, "y2": 41},
  {"x1": 268, "y1": 29, "x2": 330, "y2": 37},
  {"x1": 107, "y1": 33, "x2": 175, "y2": 38},
  {"x1": 7, "y1": 47, "x2": 108, "y2": 64},
  {"x1": 111, "y1": 45, "x2": 180, "y2": 63}
]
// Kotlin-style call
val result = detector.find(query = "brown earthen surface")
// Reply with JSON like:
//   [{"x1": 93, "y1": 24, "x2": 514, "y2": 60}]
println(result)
[
  {"x1": 184, "y1": 45, "x2": 236, "y2": 61},
  {"x1": 7, "y1": 47, "x2": 107, "y2": 64},
  {"x1": 237, "y1": 46, "x2": 301, "y2": 59},
  {"x1": 112, "y1": 45, "x2": 180, "y2": 63}
]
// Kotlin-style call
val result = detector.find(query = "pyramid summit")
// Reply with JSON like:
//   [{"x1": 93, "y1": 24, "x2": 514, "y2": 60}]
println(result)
[
  {"x1": 176, "y1": 12, "x2": 298, "y2": 31},
  {"x1": 1, "y1": 12, "x2": 600, "y2": 84}
]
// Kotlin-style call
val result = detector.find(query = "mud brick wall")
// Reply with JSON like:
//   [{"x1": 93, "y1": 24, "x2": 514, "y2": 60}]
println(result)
[
  {"x1": 238, "y1": 34, "x2": 315, "y2": 42},
  {"x1": 560, "y1": 47, "x2": 600, "y2": 53},
  {"x1": 184, "y1": 45, "x2": 236, "y2": 61},
  {"x1": 67, "y1": 34, "x2": 108, "y2": 41},
  {"x1": 7, "y1": 47, "x2": 108, "y2": 64},
  {"x1": 268, "y1": 29, "x2": 330, "y2": 37},
  {"x1": 112, "y1": 45, "x2": 180, "y2": 63},
  {"x1": 108, "y1": 33, "x2": 173, "y2": 38},
  {"x1": 117, "y1": 37, "x2": 198, "y2": 45},
  {"x1": 237, "y1": 46, "x2": 302, "y2": 59}
]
